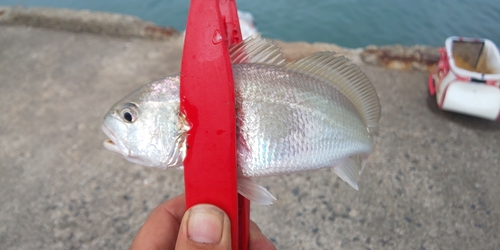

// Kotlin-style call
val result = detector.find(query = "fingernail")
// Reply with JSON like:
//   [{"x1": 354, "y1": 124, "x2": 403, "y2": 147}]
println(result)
[{"x1": 187, "y1": 205, "x2": 224, "y2": 244}]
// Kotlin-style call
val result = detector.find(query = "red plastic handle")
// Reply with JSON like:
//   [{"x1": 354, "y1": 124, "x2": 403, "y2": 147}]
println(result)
[{"x1": 180, "y1": 0, "x2": 248, "y2": 249}]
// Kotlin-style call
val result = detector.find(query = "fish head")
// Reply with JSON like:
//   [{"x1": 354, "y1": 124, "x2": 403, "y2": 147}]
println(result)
[{"x1": 102, "y1": 76, "x2": 187, "y2": 169}]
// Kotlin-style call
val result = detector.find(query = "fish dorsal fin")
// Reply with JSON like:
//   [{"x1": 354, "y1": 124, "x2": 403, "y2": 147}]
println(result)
[
  {"x1": 229, "y1": 35, "x2": 286, "y2": 66},
  {"x1": 286, "y1": 52, "x2": 381, "y2": 129}
]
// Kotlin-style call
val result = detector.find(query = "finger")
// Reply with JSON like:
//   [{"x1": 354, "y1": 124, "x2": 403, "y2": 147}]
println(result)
[
  {"x1": 130, "y1": 194, "x2": 186, "y2": 250},
  {"x1": 175, "y1": 204, "x2": 232, "y2": 250},
  {"x1": 249, "y1": 221, "x2": 276, "y2": 250}
]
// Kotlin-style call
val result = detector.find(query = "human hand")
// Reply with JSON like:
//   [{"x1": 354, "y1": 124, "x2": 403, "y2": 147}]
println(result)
[{"x1": 130, "y1": 194, "x2": 276, "y2": 250}]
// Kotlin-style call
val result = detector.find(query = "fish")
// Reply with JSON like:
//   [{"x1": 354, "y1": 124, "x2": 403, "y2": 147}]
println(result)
[{"x1": 102, "y1": 36, "x2": 381, "y2": 205}]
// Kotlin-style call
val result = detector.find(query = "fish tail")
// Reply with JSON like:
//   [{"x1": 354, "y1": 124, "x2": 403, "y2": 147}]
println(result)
[{"x1": 238, "y1": 176, "x2": 276, "y2": 205}]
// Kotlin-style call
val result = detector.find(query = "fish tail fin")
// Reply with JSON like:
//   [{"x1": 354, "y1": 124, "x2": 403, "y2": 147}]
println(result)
[
  {"x1": 238, "y1": 176, "x2": 276, "y2": 205},
  {"x1": 285, "y1": 52, "x2": 381, "y2": 130},
  {"x1": 333, "y1": 155, "x2": 367, "y2": 190}
]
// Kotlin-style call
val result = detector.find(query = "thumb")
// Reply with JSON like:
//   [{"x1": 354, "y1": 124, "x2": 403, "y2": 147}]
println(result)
[{"x1": 175, "y1": 204, "x2": 231, "y2": 250}]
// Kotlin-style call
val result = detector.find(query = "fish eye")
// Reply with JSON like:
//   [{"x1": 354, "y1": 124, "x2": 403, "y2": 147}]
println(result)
[{"x1": 119, "y1": 103, "x2": 139, "y2": 123}]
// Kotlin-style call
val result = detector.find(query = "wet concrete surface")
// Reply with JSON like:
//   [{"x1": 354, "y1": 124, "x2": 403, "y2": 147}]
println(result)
[{"x1": 1, "y1": 23, "x2": 499, "y2": 250}]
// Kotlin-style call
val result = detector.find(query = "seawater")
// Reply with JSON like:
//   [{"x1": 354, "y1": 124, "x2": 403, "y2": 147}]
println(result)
[{"x1": 3, "y1": 0, "x2": 499, "y2": 48}]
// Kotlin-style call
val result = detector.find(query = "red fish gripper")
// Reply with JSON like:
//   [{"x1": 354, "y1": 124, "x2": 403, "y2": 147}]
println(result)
[{"x1": 179, "y1": 0, "x2": 249, "y2": 249}]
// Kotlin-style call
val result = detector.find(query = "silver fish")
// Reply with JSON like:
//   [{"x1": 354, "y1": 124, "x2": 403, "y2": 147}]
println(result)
[{"x1": 102, "y1": 37, "x2": 380, "y2": 204}]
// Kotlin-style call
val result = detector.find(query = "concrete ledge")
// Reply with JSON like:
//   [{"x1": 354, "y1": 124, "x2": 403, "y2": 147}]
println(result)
[
  {"x1": 275, "y1": 40, "x2": 364, "y2": 64},
  {"x1": 0, "y1": 6, "x2": 179, "y2": 40},
  {"x1": 361, "y1": 44, "x2": 440, "y2": 72},
  {"x1": 0, "y1": 6, "x2": 442, "y2": 72}
]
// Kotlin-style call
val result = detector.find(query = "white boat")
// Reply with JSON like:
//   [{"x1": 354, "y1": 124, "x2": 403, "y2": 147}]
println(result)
[{"x1": 429, "y1": 36, "x2": 500, "y2": 120}]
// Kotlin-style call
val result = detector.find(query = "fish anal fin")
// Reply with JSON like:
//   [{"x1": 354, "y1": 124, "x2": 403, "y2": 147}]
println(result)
[
  {"x1": 229, "y1": 35, "x2": 286, "y2": 66},
  {"x1": 286, "y1": 52, "x2": 381, "y2": 129},
  {"x1": 333, "y1": 156, "x2": 367, "y2": 190},
  {"x1": 238, "y1": 176, "x2": 276, "y2": 205}
]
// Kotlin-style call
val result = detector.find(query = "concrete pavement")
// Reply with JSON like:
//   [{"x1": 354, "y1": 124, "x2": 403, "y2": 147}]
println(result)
[{"x1": 0, "y1": 8, "x2": 499, "y2": 250}]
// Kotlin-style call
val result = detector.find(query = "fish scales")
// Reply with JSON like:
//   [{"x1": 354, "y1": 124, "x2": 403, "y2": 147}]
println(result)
[{"x1": 233, "y1": 64, "x2": 372, "y2": 177}]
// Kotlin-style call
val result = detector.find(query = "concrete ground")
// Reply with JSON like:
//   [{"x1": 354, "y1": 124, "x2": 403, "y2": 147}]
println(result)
[{"x1": 1, "y1": 12, "x2": 499, "y2": 250}]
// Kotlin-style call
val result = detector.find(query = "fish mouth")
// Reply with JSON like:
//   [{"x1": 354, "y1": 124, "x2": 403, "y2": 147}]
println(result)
[
  {"x1": 101, "y1": 124, "x2": 123, "y2": 154},
  {"x1": 101, "y1": 123, "x2": 151, "y2": 166}
]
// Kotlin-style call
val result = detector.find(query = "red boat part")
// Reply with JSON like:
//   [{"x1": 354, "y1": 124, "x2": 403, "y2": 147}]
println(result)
[{"x1": 428, "y1": 74, "x2": 436, "y2": 96}]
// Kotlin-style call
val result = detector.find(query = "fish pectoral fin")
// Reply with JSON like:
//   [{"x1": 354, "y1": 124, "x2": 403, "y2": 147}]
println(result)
[
  {"x1": 238, "y1": 176, "x2": 276, "y2": 205},
  {"x1": 333, "y1": 156, "x2": 367, "y2": 191}
]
